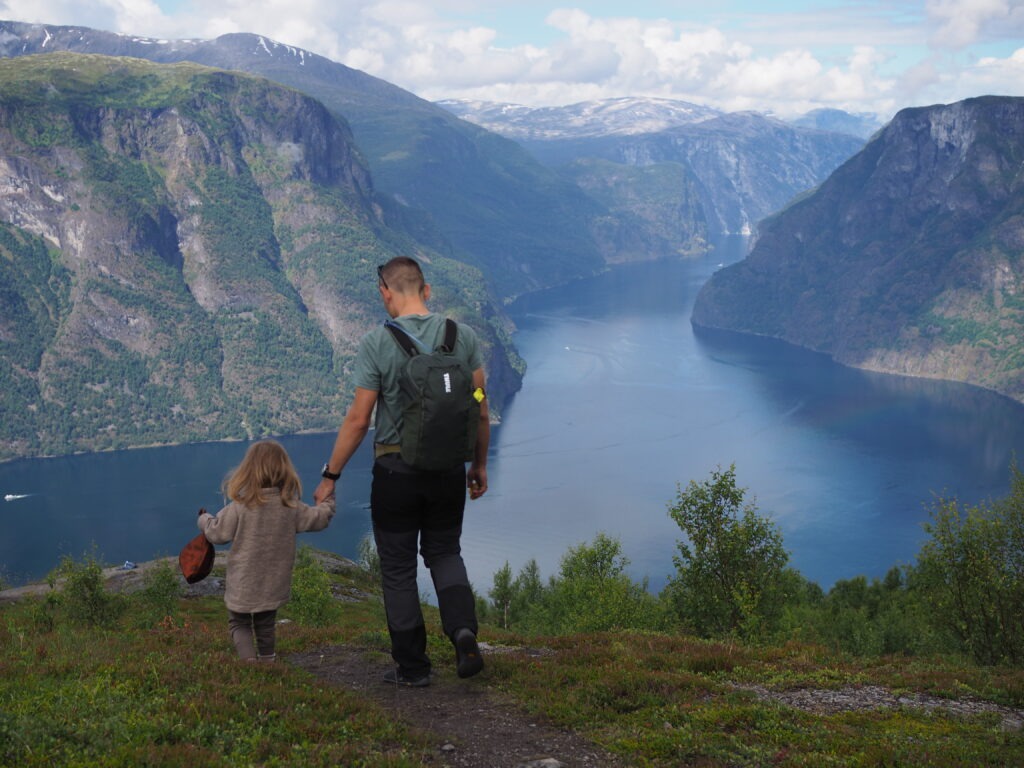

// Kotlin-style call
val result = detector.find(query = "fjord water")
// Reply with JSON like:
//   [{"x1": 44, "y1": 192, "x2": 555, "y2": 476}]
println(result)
[{"x1": 4, "y1": 236, "x2": 1024, "y2": 591}]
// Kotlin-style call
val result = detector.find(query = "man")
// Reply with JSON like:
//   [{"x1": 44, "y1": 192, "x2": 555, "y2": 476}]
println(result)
[{"x1": 314, "y1": 256, "x2": 489, "y2": 686}]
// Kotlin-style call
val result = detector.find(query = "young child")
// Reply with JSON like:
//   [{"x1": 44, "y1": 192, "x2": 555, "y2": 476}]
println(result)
[{"x1": 198, "y1": 440, "x2": 335, "y2": 662}]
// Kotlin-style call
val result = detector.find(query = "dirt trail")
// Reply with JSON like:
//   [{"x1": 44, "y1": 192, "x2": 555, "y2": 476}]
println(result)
[{"x1": 288, "y1": 644, "x2": 627, "y2": 768}]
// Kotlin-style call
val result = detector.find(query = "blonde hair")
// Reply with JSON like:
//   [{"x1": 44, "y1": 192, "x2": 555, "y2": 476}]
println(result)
[{"x1": 223, "y1": 440, "x2": 302, "y2": 509}]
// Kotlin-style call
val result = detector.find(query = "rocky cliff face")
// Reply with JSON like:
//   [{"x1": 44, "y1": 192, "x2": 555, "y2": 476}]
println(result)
[
  {"x1": 559, "y1": 158, "x2": 709, "y2": 261},
  {"x1": 658, "y1": 113, "x2": 865, "y2": 236},
  {"x1": 0, "y1": 53, "x2": 521, "y2": 460},
  {"x1": 0, "y1": 19, "x2": 608, "y2": 298},
  {"x1": 441, "y1": 99, "x2": 865, "y2": 240},
  {"x1": 692, "y1": 96, "x2": 1024, "y2": 404}
]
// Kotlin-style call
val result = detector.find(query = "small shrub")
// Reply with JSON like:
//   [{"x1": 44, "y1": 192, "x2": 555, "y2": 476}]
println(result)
[
  {"x1": 28, "y1": 592, "x2": 60, "y2": 633},
  {"x1": 54, "y1": 551, "x2": 125, "y2": 627},
  {"x1": 287, "y1": 546, "x2": 340, "y2": 627},
  {"x1": 542, "y1": 533, "x2": 670, "y2": 633},
  {"x1": 493, "y1": 535, "x2": 670, "y2": 634},
  {"x1": 132, "y1": 560, "x2": 182, "y2": 627}
]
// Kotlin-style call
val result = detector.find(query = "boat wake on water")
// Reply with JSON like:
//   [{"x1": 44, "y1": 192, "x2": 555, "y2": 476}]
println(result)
[{"x1": 4, "y1": 494, "x2": 30, "y2": 501}]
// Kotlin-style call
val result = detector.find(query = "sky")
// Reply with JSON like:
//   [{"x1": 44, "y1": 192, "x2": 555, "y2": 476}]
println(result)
[{"x1": 0, "y1": 0, "x2": 1022, "y2": 119}]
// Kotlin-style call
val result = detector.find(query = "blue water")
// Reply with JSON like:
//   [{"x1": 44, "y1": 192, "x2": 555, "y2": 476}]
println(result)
[{"x1": 4, "y1": 236, "x2": 1024, "y2": 593}]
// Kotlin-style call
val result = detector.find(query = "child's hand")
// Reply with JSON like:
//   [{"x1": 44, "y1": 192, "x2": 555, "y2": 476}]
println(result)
[{"x1": 314, "y1": 479, "x2": 335, "y2": 504}]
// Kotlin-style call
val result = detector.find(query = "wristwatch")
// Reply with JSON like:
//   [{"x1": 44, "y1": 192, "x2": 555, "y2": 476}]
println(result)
[{"x1": 321, "y1": 463, "x2": 341, "y2": 481}]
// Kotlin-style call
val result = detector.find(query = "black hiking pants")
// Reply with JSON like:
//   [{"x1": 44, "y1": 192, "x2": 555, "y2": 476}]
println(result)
[{"x1": 371, "y1": 455, "x2": 478, "y2": 678}]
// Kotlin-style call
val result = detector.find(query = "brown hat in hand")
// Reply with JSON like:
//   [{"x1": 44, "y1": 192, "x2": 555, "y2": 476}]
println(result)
[{"x1": 179, "y1": 511, "x2": 215, "y2": 584}]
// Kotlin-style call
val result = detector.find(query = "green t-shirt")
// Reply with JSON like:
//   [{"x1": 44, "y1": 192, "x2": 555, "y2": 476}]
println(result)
[{"x1": 351, "y1": 313, "x2": 484, "y2": 447}]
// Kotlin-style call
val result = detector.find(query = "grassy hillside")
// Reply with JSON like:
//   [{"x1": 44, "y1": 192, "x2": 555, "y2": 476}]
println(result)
[{"x1": 1, "y1": 549, "x2": 1021, "y2": 767}]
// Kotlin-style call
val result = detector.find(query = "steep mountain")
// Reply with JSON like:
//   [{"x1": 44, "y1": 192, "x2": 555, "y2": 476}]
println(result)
[
  {"x1": 0, "y1": 53, "x2": 521, "y2": 461},
  {"x1": 692, "y1": 96, "x2": 1024, "y2": 404},
  {"x1": 0, "y1": 20, "x2": 607, "y2": 297},
  {"x1": 558, "y1": 158, "x2": 708, "y2": 260},
  {"x1": 439, "y1": 98, "x2": 865, "y2": 238}
]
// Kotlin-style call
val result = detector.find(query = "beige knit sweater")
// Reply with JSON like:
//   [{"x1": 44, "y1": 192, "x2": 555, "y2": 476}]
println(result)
[{"x1": 198, "y1": 490, "x2": 336, "y2": 613}]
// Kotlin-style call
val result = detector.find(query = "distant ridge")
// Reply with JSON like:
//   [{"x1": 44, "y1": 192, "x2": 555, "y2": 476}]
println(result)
[
  {"x1": 437, "y1": 96, "x2": 723, "y2": 140},
  {"x1": 438, "y1": 96, "x2": 866, "y2": 238}
]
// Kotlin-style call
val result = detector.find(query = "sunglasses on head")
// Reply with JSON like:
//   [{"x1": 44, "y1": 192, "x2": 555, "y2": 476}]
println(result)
[{"x1": 377, "y1": 264, "x2": 388, "y2": 289}]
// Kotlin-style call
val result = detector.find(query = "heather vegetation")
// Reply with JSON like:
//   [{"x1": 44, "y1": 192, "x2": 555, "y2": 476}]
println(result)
[
  {"x1": 4, "y1": 458, "x2": 1024, "y2": 767},
  {"x1": 2, "y1": 505, "x2": 1022, "y2": 765}
]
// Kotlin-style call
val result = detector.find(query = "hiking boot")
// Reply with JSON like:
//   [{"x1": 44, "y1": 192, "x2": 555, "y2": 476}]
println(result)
[
  {"x1": 454, "y1": 628, "x2": 484, "y2": 679},
  {"x1": 382, "y1": 668, "x2": 431, "y2": 687}
]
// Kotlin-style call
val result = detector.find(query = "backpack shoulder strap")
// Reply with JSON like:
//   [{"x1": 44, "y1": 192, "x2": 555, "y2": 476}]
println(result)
[
  {"x1": 439, "y1": 318, "x2": 458, "y2": 354},
  {"x1": 384, "y1": 320, "x2": 418, "y2": 357}
]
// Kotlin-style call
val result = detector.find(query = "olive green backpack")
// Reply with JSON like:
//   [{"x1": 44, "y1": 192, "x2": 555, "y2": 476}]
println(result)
[{"x1": 385, "y1": 319, "x2": 479, "y2": 471}]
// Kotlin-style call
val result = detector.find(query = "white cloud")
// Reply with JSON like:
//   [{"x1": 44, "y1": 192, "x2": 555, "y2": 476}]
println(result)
[
  {"x1": 0, "y1": 1, "x2": 1022, "y2": 118},
  {"x1": 927, "y1": 0, "x2": 1024, "y2": 48},
  {"x1": 945, "y1": 46, "x2": 1024, "y2": 99},
  {"x1": 368, "y1": 10, "x2": 901, "y2": 117},
  {"x1": 0, "y1": 0, "x2": 168, "y2": 34}
]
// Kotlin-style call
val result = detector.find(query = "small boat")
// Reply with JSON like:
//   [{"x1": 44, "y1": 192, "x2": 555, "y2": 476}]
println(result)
[{"x1": 4, "y1": 494, "x2": 28, "y2": 501}]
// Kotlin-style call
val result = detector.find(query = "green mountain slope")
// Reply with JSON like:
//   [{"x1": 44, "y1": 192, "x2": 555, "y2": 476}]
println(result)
[
  {"x1": 0, "y1": 53, "x2": 521, "y2": 460},
  {"x1": 692, "y1": 96, "x2": 1024, "y2": 403},
  {"x1": 0, "y1": 21, "x2": 608, "y2": 298}
]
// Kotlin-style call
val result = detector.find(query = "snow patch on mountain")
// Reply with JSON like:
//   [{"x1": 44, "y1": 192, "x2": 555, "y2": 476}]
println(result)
[{"x1": 437, "y1": 96, "x2": 722, "y2": 139}]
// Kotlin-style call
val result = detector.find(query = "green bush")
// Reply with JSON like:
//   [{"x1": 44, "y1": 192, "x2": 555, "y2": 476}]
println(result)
[
  {"x1": 510, "y1": 558, "x2": 545, "y2": 625},
  {"x1": 665, "y1": 465, "x2": 793, "y2": 640},
  {"x1": 286, "y1": 547, "x2": 340, "y2": 628},
  {"x1": 539, "y1": 533, "x2": 669, "y2": 633},
  {"x1": 485, "y1": 557, "x2": 545, "y2": 629},
  {"x1": 27, "y1": 592, "x2": 61, "y2": 634},
  {"x1": 480, "y1": 461, "x2": 1024, "y2": 663},
  {"x1": 53, "y1": 551, "x2": 125, "y2": 628},
  {"x1": 487, "y1": 535, "x2": 670, "y2": 634},
  {"x1": 914, "y1": 464, "x2": 1024, "y2": 665},
  {"x1": 132, "y1": 560, "x2": 183, "y2": 627},
  {"x1": 792, "y1": 568, "x2": 953, "y2": 657}
]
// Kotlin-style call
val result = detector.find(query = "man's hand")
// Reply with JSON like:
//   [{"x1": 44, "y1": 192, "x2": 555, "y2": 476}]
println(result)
[
  {"x1": 314, "y1": 478, "x2": 336, "y2": 504},
  {"x1": 467, "y1": 466, "x2": 487, "y2": 500}
]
